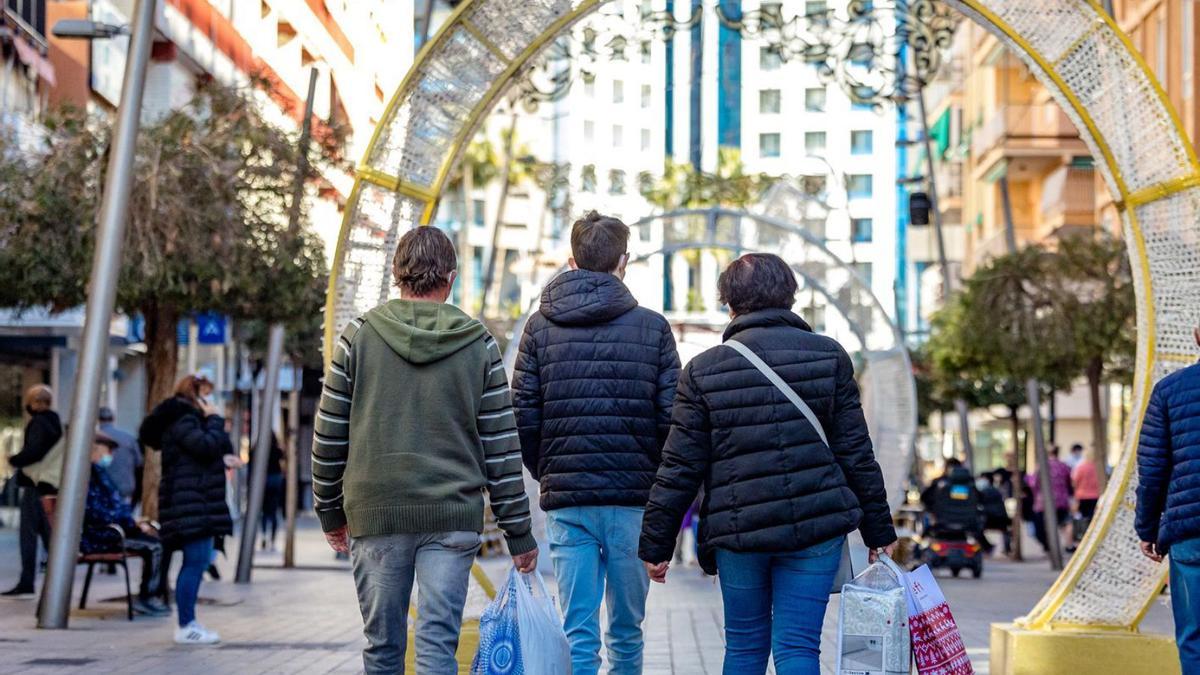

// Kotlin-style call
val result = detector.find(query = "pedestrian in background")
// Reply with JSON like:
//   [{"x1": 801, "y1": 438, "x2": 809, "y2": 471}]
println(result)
[
  {"x1": 98, "y1": 406, "x2": 143, "y2": 507},
  {"x1": 1071, "y1": 443, "x2": 1101, "y2": 522},
  {"x1": 639, "y1": 253, "x2": 897, "y2": 675},
  {"x1": 3, "y1": 384, "x2": 62, "y2": 597},
  {"x1": 254, "y1": 433, "x2": 284, "y2": 552},
  {"x1": 313, "y1": 227, "x2": 537, "y2": 674},
  {"x1": 1026, "y1": 445, "x2": 1073, "y2": 553},
  {"x1": 139, "y1": 374, "x2": 240, "y2": 645},
  {"x1": 513, "y1": 210, "x2": 680, "y2": 675},
  {"x1": 1136, "y1": 323, "x2": 1200, "y2": 675}
]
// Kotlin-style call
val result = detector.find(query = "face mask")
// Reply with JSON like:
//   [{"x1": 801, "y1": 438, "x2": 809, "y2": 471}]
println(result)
[
  {"x1": 25, "y1": 405, "x2": 36, "y2": 415},
  {"x1": 97, "y1": 454, "x2": 114, "y2": 469}
]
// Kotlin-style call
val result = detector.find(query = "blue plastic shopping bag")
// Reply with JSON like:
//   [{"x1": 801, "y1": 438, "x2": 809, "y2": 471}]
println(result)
[
  {"x1": 473, "y1": 568, "x2": 571, "y2": 675},
  {"x1": 473, "y1": 569, "x2": 523, "y2": 675}
]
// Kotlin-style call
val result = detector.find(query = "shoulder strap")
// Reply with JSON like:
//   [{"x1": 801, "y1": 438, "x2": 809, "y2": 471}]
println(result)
[{"x1": 724, "y1": 339, "x2": 829, "y2": 447}]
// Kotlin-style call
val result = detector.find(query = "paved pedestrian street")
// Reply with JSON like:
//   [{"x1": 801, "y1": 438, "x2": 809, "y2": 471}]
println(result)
[{"x1": 0, "y1": 519, "x2": 1177, "y2": 674}]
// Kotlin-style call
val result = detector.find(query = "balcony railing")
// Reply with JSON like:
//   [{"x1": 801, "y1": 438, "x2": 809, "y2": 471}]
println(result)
[{"x1": 971, "y1": 104, "x2": 1079, "y2": 158}]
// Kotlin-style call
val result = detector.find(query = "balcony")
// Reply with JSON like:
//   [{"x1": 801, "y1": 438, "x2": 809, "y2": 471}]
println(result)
[
  {"x1": 971, "y1": 104, "x2": 1087, "y2": 177},
  {"x1": 1039, "y1": 164, "x2": 1096, "y2": 234}
]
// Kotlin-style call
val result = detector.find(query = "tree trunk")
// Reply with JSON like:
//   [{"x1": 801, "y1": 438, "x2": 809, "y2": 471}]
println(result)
[
  {"x1": 1027, "y1": 378, "x2": 1064, "y2": 571},
  {"x1": 478, "y1": 109, "x2": 519, "y2": 320},
  {"x1": 1008, "y1": 406, "x2": 1024, "y2": 562},
  {"x1": 1085, "y1": 356, "x2": 1109, "y2": 493},
  {"x1": 954, "y1": 398, "x2": 974, "y2": 472},
  {"x1": 140, "y1": 302, "x2": 180, "y2": 520}
]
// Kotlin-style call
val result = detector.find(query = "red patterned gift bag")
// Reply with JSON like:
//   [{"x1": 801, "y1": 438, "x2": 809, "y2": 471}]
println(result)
[{"x1": 902, "y1": 564, "x2": 974, "y2": 675}]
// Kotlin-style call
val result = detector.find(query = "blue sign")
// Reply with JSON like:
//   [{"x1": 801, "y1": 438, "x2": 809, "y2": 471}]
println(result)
[{"x1": 196, "y1": 313, "x2": 227, "y2": 345}]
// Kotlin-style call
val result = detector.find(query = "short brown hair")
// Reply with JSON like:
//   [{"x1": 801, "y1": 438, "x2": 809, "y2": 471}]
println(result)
[
  {"x1": 392, "y1": 226, "x2": 457, "y2": 296},
  {"x1": 570, "y1": 211, "x2": 629, "y2": 272},
  {"x1": 718, "y1": 253, "x2": 798, "y2": 315}
]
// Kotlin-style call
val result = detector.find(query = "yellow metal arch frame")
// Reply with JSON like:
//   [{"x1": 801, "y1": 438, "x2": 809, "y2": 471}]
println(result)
[{"x1": 324, "y1": 0, "x2": 1200, "y2": 631}]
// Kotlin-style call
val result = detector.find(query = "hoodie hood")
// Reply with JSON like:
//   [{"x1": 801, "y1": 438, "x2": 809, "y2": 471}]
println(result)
[
  {"x1": 539, "y1": 270, "x2": 638, "y2": 327},
  {"x1": 364, "y1": 299, "x2": 488, "y2": 364}
]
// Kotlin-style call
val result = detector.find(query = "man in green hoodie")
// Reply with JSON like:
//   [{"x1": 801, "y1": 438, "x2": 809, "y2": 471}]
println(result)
[{"x1": 312, "y1": 227, "x2": 537, "y2": 674}]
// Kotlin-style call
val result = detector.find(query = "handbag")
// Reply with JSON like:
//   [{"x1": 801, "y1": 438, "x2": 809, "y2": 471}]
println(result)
[{"x1": 725, "y1": 338, "x2": 855, "y2": 593}]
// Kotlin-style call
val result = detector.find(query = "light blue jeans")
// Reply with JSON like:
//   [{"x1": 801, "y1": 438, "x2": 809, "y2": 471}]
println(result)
[
  {"x1": 715, "y1": 536, "x2": 845, "y2": 675},
  {"x1": 1171, "y1": 537, "x2": 1200, "y2": 675},
  {"x1": 546, "y1": 506, "x2": 651, "y2": 675},
  {"x1": 350, "y1": 531, "x2": 480, "y2": 675}
]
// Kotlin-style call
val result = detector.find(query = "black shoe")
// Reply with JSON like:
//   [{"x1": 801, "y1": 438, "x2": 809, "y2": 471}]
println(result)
[
  {"x1": 132, "y1": 597, "x2": 171, "y2": 617},
  {"x1": 2, "y1": 585, "x2": 35, "y2": 597},
  {"x1": 205, "y1": 564, "x2": 220, "y2": 581}
]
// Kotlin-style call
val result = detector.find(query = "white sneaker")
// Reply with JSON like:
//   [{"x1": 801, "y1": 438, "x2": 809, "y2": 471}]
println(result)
[{"x1": 174, "y1": 621, "x2": 220, "y2": 645}]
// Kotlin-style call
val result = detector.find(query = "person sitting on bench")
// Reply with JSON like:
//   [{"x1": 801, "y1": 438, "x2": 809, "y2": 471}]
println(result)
[{"x1": 83, "y1": 432, "x2": 170, "y2": 617}]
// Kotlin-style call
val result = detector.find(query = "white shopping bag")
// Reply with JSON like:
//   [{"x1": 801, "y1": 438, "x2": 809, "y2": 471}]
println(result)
[
  {"x1": 836, "y1": 556, "x2": 910, "y2": 675},
  {"x1": 513, "y1": 569, "x2": 571, "y2": 675}
]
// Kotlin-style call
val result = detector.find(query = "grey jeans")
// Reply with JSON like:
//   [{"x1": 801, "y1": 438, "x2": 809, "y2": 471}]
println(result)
[{"x1": 350, "y1": 531, "x2": 481, "y2": 674}]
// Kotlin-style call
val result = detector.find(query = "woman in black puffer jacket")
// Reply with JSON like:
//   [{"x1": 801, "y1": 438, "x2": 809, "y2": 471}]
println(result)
[
  {"x1": 639, "y1": 254, "x2": 897, "y2": 675},
  {"x1": 139, "y1": 375, "x2": 235, "y2": 645}
]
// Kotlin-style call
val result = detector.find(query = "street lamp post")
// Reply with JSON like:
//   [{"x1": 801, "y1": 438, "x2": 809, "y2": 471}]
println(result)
[{"x1": 38, "y1": 0, "x2": 158, "y2": 629}]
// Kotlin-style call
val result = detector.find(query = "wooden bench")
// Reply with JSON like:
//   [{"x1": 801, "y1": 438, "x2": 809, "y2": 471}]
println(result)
[{"x1": 77, "y1": 524, "x2": 135, "y2": 621}]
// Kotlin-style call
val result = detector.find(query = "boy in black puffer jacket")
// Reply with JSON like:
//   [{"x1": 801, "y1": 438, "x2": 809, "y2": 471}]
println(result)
[{"x1": 513, "y1": 211, "x2": 679, "y2": 675}]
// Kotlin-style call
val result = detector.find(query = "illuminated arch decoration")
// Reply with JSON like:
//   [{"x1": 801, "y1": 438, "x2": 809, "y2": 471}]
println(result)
[
  {"x1": 499, "y1": 207, "x2": 919, "y2": 513},
  {"x1": 324, "y1": 0, "x2": 1200, "y2": 631}
]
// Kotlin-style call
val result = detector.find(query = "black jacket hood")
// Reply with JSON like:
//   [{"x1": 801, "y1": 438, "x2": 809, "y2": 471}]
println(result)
[
  {"x1": 539, "y1": 270, "x2": 638, "y2": 327},
  {"x1": 138, "y1": 397, "x2": 200, "y2": 450},
  {"x1": 723, "y1": 308, "x2": 813, "y2": 341}
]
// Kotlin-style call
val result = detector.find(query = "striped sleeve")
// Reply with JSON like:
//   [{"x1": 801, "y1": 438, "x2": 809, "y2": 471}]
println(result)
[
  {"x1": 311, "y1": 318, "x2": 362, "y2": 533},
  {"x1": 479, "y1": 335, "x2": 537, "y2": 555}
]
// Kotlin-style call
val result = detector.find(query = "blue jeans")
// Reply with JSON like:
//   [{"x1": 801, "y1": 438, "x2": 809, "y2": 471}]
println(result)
[
  {"x1": 546, "y1": 506, "x2": 651, "y2": 675},
  {"x1": 715, "y1": 536, "x2": 845, "y2": 675},
  {"x1": 1171, "y1": 537, "x2": 1200, "y2": 675},
  {"x1": 350, "y1": 531, "x2": 480, "y2": 675},
  {"x1": 176, "y1": 537, "x2": 214, "y2": 627}
]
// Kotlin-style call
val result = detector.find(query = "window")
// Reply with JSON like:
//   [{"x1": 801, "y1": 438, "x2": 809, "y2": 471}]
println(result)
[
  {"x1": 472, "y1": 199, "x2": 485, "y2": 226},
  {"x1": 804, "y1": 131, "x2": 826, "y2": 154},
  {"x1": 584, "y1": 120, "x2": 595, "y2": 142},
  {"x1": 640, "y1": 40, "x2": 652, "y2": 64},
  {"x1": 850, "y1": 130, "x2": 873, "y2": 154},
  {"x1": 849, "y1": 42, "x2": 873, "y2": 67},
  {"x1": 1156, "y1": 14, "x2": 1167, "y2": 81},
  {"x1": 640, "y1": 0, "x2": 654, "y2": 19},
  {"x1": 760, "y1": 1, "x2": 783, "y2": 28},
  {"x1": 759, "y1": 89, "x2": 782, "y2": 114},
  {"x1": 583, "y1": 73, "x2": 595, "y2": 98},
  {"x1": 613, "y1": 80, "x2": 624, "y2": 104},
  {"x1": 641, "y1": 84, "x2": 652, "y2": 108},
  {"x1": 613, "y1": 124, "x2": 624, "y2": 147},
  {"x1": 581, "y1": 165, "x2": 597, "y2": 192},
  {"x1": 759, "y1": 132, "x2": 782, "y2": 158},
  {"x1": 1185, "y1": 0, "x2": 1194, "y2": 91},
  {"x1": 852, "y1": 262, "x2": 873, "y2": 287},
  {"x1": 638, "y1": 171, "x2": 654, "y2": 195},
  {"x1": 852, "y1": 100, "x2": 874, "y2": 111},
  {"x1": 847, "y1": 174, "x2": 873, "y2": 199},
  {"x1": 851, "y1": 217, "x2": 873, "y2": 243},
  {"x1": 640, "y1": 128, "x2": 651, "y2": 151},
  {"x1": 805, "y1": 0, "x2": 828, "y2": 18},
  {"x1": 609, "y1": 169, "x2": 626, "y2": 195},
  {"x1": 759, "y1": 46, "x2": 782, "y2": 71},
  {"x1": 805, "y1": 87, "x2": 826, "y2": 112}
]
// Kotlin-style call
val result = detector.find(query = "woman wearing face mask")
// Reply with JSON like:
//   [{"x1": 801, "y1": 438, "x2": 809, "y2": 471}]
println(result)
[
  {"x1": 139, "y1": 375, "x2": 240, "y2": 644},
  {"x1": 3, "y1": 385, "x2": 63, "y2": 596}
]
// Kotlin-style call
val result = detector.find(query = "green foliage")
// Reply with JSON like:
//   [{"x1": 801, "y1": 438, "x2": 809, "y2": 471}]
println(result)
[
  {"x1": 1053, "y1": 233, "x2": 1136, "y2": 385},
  {"x1": 641, "y1": 147, "x2": 776, "y2": 210},
  {"x1": 0, "y1": 82, "x2": 326, "y2": 327},
  {"x1": 924, "y1": 235, "x2": 1136, "y2": 423}
]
